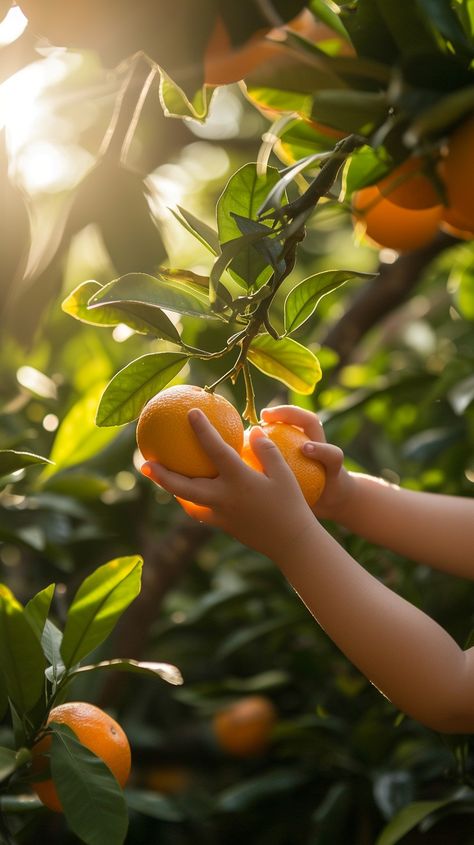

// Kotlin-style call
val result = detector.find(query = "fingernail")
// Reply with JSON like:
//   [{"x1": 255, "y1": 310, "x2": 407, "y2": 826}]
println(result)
[
  {"x1": 141, "y1": 463, "x2": 152, "y2": 477},
  {"x1": 303, "y1": 442, "x2": 315, "y2": 454},
  {"x1": 188, "y1": 408, "x2": 203, "y2": 425}
]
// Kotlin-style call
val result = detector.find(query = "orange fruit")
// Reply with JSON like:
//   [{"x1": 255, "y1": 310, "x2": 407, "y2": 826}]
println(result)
[
  {"x1": 352, "y1": 185, "x2": 443, "y2": 252},
  {"x1": 241, "y1": 422, "x2": 326, "y2": 507},
  {"x1": 375, "y1": 157, "x2": 440, "y2": 210},
  {"x1": 204, "y1": 9, "x2": 350, "y2": 87},
  {"x1": 145, "y1": 765, "x2": 191, "y2": 795},
  {"x1": 213, "y1": 695, "x2": 277, "y2": 757},
  {"x1": 440, "y1": 203, "x2": 474, "y2": 240},
  {"x1": 31, "y1": 702, "x2": 131, "y2": 813},
  {"x1": 136, "y1": 385, "x2": 244, "y2": 478},
  {"x1": 442, "y1": 114, "x2": 474, "y2": 230}
]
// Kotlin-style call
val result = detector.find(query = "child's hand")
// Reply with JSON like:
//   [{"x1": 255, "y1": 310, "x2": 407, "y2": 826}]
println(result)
[
  {"x1": 260, "y1": 405, "x2": 354, "y2": 521},
  {"x1": 141, "y1": 408, "x2": 317, "y2": 561}
]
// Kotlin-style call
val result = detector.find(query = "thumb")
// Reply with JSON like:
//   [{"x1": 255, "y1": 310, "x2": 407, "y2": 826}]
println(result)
[{"x1": 249, "y1": 428, "x2": 294, "y2": 484}]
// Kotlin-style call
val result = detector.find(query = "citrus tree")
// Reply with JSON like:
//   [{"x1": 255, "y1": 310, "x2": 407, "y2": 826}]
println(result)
[{"x1": 1, "y1": 1, "x2": 474, "y2": 844}]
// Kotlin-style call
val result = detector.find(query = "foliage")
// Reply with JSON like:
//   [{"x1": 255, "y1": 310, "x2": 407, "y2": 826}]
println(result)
[{"x1": 0, "y1": 1, "x2": 474, "y2": 843}]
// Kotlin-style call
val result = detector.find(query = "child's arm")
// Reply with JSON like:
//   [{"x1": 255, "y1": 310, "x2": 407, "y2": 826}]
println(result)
[
  {"x1": 261, "y1": 405, "x2": 474, "y2": 579},
  {"x1": 142, "y1": 409, "x2": 474, "y2": 734}
]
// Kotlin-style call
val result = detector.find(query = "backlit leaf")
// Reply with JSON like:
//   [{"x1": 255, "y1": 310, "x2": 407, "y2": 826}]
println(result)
[
  {"x1": 61, "y1": 556, "x2": 143, "y2": 668},
  {"x1": 88, "y1": 272, "x2": 217, "y2": 320},
  {"x1": 284, "y1": 270, "x2": 374, "y2": 333},
  {"x1": 0, "y1": 585, "x2": 46, "y2": 713},
  {"x1": 95, "y1": 352, "x2": 189, "y2": 427},
  {"x1": 248, "y1": 334, "x2": 322, "y2": 394},
  {"x1": 24, "y1": 584, "x2": 55, "y2": 641}
]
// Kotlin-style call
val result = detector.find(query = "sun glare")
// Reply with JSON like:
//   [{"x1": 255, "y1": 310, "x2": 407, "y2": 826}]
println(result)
[{"x1": 0, "y1": 5, "x2": 27, "y2": 47}]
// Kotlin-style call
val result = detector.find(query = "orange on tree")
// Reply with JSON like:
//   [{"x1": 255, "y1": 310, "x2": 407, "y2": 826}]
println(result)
[
  {"x1": 241, "y1": 421, "x2": 326, "y2": 508},
  {"x1": 31, "y1": 702, "x2": 131, "y2": 813},
  {"x1": 212, "y1": 695, "x2": 277, "y2": 757},
  {"x1": 204, "y1": 9, "x2": 349, "y2": 87},
  {"x1": 136, "y1": 384, "x2": 244, "y2": 478},
  {"x1": 375, "y1": 157, "x2": 441, "y2": 210},
  {"x1": 352, "y1": 185, "x2": 443, "y2": 252},
  {"x1": 442, "y1": 114, "x2": 474, "y2": 231}
]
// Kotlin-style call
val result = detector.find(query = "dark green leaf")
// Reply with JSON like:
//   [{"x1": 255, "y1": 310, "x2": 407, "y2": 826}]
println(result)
[
  {"x1": 217, "y1": 616, "x2": 298, "y2": 660},
  {"x1": 248, "y1": 334, "x2": 322, "y2": 394},
  {"x1": 125, "y1": 788, "x2": 184, "y2": 821},
  {"x1": 375, "y1": 798, "x2": 460, "y2": 845},
  {"x1": 311, "y1": 90, "x2": 388, "y2": 135},
  {"x1": 417, "y1": 0, "x2": 474, "y2": 54},
  {"x1": 95, "y1": 352, "x2": 189, "y2": 427},
  {"x1": 24, "y1": 584, "x2": 55, "y2": 641},
  {"x1": 0, "y1": 747, "x2": 17, "y2": 783},
  {"x1": 88, "y1": 272, "x2": 217, "y2": 320},
  {"x1": 217, "y1": 768, "x2": 307, "y2": 812},
  {"x1": 60, "y1": 556, "x2": 143, "y2": 668},
  {"x1": 0, "y1": 585, "x2": 46, "y2": 714},
  {"x1": 217, "y1": 164, "x2": 283, "y2": 287},
  {"x1": 0, "y1": 450, "x2": 53, "y2": 478},
  {"x1": 404, "y1": 85, "x2": 474, "y2": 145},
  {"x1": 284, "y1": 270, "x2": 374, "y2": 333},
  {"x1": 69, "y1": 658, "x2": 183, "y2": 687},
  {"x1": 51, "y1": 724, "x2": 128, "y2": 845}
]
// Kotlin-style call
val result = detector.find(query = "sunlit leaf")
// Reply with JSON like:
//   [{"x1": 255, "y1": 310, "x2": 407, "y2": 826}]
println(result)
[
  {"x1": 159, "y1": 71, "x2": 214, "y2": 120},
  {"x1": 24, "y1": 584, "x2": 55, "y2": 641},
  {"x1": 43, "y1": 383, "x2": 119, "y2": 478},
  {"x1": 0, "y1": 585, "x2": 46, "y2": 713},
  {"x1": 217, "y1": 164, "x2": 283, "y2": 287},
  {"x1": 284, "y1": 270, "x2": 375, "y2": 333},
  {"x1": 63, "y1": 280, "x2": 181, "y2": 341},
  {"x1": 248, "y1": 334, "x2": 322, "y2": 394},
  {"x1": 51, "y1": 724, "x2": 128, "y2": 845},
  {"x1": 171, "y1": 206, "x2": 220, "y2": 254},
  {"x1": 88, "y1": 272, "x2": 217, "y2": 320},
  {"x1": 95, "y1": 352, "x2": 189, "y2": 427},
  {"x1": 69, "y1": 658, "x2": 183, "y2": 686},
  {"x1": 61, "y1": 556, "x2": 143, "y2": 668}
]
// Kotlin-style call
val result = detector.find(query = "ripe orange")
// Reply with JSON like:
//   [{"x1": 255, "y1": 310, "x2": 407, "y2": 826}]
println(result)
[
  {"x1": 352, "y1": 185, "x2": 443, "y2": 252},
  {"x1": 31, "y1": 702, "x2": 131, "y2": 813},
  {"x1": 442, "y1": 114, "x2": 474, "y2": 230},
  {"x1": 375, "y1": 157, "x2": 440, "y2": 210},
  {"x1": 204, "y1": 9, "x2": 350, "y2": 87},
  {"x1": 213, "y1": 695, "x2": 277, "y2": 757},
  {"x1": 241, "y1": 422, "x2": 326, "y2": 507},
  {"x1": 440, "y1": 203, "x2": 474, "y2": 240},
  {"x1": 136, "y1": 385, "x2": 244, "y2": 478}
]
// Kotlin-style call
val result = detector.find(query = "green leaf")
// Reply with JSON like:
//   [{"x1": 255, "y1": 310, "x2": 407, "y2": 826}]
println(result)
[
  {"x1": 88, "y1": 272, "x2": 217, "y2": 321},
  {"x1": 125, "y1": 789, "x2": 184, "y2": 821},
  {"x1": 43, "y1": 383, "x2": 119, "y2": 478},
  {"x1": 63, "y1": 280, "x2": 181, "y2": 341},
  {"x1": 284, "y1": 270, "x2": 374, "y2": 334},
  {"x1": 0, "y1": 674, "x2": 7, "y2": 721},
  {"x1": 24, "y1": 584, "x2": 55, "y2": 641},
  {"x1": 159, "y1": 71, "x2": 214, "y2": 121},
  {"x1": 0, "y1": 450, "x2": 53, "y2": 478},
  {"x1": 217, "y1": 768, "x2": 307, "y2": 812},
  {"x1": 217, "y1": 616, "x2": 297, "y2": 660},
  {"x1": 404, "y1": 85, "x2": 474, "y2": 145},
  {"x1": 69, "y1": 658, "x2": 183, "y2": 686},
  {"x1": 248, "y1": 335, "x2": 322, "y2": 395},
  {"x1": 171, "y1": 206, "x2": 220, "y2": 254},
  {"x1": 0, "y1": 747, "x2": 17, "y2": 782},
  {"x1": 342, "y1": 145, "x2": 391, "y2": 196},
  {"x1": 50, "y1": 724, "x2": 128, "y2": 845},
  {"x1": 42, "y1": 620, "x2": 65, "y2": 681},
  {"x1": 310, "y1": 90, "x2": 388, "y2": 135},
  {"x1": 0, "y1": 585, "x2": 46, "y2": 714},
  {"x1": 217, "y1": 164, "x2": 283, "y2": 287},
  {"x1": 309, "y1": 0, "x2": 351, "y2": 40},
  {"x1": 95, "y1": 352, "x2": 189, "y2": 427},
  {"x1": 60, "y1": 556, "x2": 143, "y2": 668},
  {"x1": 375, "y1": 798, "x2": 460, "y2": 845}
]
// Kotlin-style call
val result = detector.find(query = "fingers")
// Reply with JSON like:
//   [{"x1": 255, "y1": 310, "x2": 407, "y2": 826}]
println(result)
[
  {"x1": 248, "y1": 427, "x2": 296, "y2": 485},
  {"x1": 188, "y1": 408, "x2": 243, "y2": 475},
  {"x1": 141, "y1": 461, "x2": 214, "y2": 504},
  {"x1": 261, "y1": 405, "x2": 326, "y2": 443},
  {"x1": 301, "y1": 441, "x2": 344, "y2": 478}
]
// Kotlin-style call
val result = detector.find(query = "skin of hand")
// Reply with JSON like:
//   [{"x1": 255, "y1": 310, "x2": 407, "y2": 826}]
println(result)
[{"x1": 141, "y1": 408, "x2": 317, "y2": 561}]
